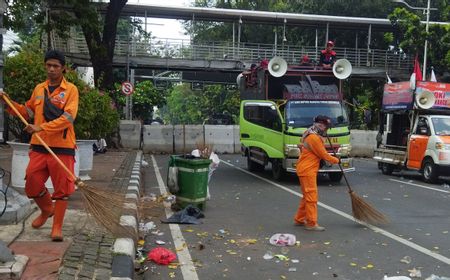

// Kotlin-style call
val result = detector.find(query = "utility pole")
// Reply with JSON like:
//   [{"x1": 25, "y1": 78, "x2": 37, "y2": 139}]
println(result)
[{"x1": 0, "y1": 2, "x2": 5, "y2": 142}]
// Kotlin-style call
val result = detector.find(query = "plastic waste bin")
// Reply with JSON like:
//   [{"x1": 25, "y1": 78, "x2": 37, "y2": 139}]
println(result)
[{"x1": 168, "y1": 155, "x2": 211, "y2": 210}]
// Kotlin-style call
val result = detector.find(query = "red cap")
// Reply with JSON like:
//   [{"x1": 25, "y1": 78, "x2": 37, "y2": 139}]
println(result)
[
  {"x1": 327, "y1": 41, "x2": 334, "y2": 47},
  {"x1": 301, "y1": 55, "x2": 310, "y2": 62}
]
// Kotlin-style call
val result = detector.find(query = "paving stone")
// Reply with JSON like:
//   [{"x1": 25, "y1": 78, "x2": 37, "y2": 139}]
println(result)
[
  {"x1": 58, "y1": 273, "x2": 76, "y2": 280},
  {"x1": 60, "y1": 267, "x2": 77, "y2": 276}
]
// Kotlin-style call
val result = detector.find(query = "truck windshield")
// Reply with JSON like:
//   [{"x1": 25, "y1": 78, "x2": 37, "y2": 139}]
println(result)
[
  {"x1": 432, "y1": 117, "x2": 450, "y2": 136},
  {"x1": 285, "y1": 100, "x2": 349, "y2": 128}
]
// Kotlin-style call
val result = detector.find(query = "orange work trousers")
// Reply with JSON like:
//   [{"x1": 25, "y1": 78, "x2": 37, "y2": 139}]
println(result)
[
  {"x1": 294, "y1": 176, "x2": 318, "y2": 227},
  {"x1": 25, "y1": 150, "x2": 75, "y2": 199}
]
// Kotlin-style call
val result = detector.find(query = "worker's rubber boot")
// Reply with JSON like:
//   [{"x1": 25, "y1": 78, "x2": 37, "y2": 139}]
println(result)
[
  {"x1": 51, "y1": 200, "x2": 68, "y2": 242},
  {"x1": 31, "y1": 192, "x2": 54, "y2": 229}
]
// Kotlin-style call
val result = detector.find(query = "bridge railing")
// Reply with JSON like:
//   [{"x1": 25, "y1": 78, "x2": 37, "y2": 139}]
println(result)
[{"x1": 55, "y1": 34, "x2": 413, "y2": 71}]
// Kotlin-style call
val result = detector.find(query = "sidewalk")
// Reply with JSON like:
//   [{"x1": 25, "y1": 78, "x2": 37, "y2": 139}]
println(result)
[{"x1": 0, "y1": 144, "x2": 139, "y2": 280}]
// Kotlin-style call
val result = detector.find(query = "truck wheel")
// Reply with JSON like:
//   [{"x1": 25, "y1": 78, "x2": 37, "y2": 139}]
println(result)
[
  {"x1": 271, "y1": 159, "x2": 286, "y2": 180},
  {"x1": 422, "y1": 159, "x2": 438, "y2": 183},
  {"x1": 247, "y1": 156, "x2": 264, "y2": 172},
  {"x1": 381, "y1": 163, "x2": 394, "y2": 175},
  {"x1": 328, "y1": 172, "x2": 343, "y2": 182}
]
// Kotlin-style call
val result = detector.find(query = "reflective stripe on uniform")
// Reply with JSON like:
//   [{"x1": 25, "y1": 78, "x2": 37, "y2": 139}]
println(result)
[
  {"x1": 25, "y1": 106, "x2": 34, "y2": 119},
  {"x1": 63, "y1": 112, "x2": 74, "y2": 123}
]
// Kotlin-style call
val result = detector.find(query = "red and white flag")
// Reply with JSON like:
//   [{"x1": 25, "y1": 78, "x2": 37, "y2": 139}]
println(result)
[{"x1": 410, "y1": 54, "x2": 423, "y2": 87}]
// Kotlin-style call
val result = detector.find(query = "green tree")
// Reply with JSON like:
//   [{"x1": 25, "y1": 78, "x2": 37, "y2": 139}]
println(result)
[
  {"x1": 388, "y1": 7, "x2": 450, "y2": 77},
  {"x1": 161, "y1": 83, "x2": 239, "y2": 125}
]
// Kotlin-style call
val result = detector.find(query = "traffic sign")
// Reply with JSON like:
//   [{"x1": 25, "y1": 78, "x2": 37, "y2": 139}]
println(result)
[{"x1": 121, "y1": 81, "x2": 134, "y2": 96}]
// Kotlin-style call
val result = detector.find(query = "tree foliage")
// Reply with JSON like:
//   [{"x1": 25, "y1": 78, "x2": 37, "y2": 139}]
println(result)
[
  {"x1": 161, "y1": 84, "x2": 239, "y2": 125},
  {"x1": 388, "y1": 7, "x2": 450, "y2": 76}
]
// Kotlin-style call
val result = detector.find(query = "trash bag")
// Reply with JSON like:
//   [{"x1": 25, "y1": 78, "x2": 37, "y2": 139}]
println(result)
[
  {"x1": 269, "y1": 233, "x2": 296, "y2": 246},
  {"x1": 161, "y1": 204, "x2": 205, "y2": 224},
  {"x1": 148, "y1": 247, "x2": 177, "y2": 265},
  {"x1": 167, "y1": 166, "x2": 179, "y2": 193}
]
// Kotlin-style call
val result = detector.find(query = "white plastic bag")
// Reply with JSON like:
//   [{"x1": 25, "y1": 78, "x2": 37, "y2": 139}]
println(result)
[{"x1": 167, "y1": 167, "x2": 179, "y2": 193}]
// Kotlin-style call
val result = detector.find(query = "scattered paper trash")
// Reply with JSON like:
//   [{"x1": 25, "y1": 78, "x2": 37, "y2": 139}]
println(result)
[
  {"x1": 408, "y1": 268, "x2": 421, "y2": 278},
  {"x1": 155, "y1": 240, "x2": 166, "y2": 245},
  {"x1": 263, "y1": 251, "x2": 274, "y2": 260},
  {"x1": 148, "y1": 247, "x2": 177, "y2": 265},
  {"x1": 383, "y1": 276, "x2": 412, "y2": 280},
  {"x1": 269, "y1": 233, "x2": 296, "y2": 246},
  {"x1": 400, "y1": 256, "x2": 412, "y2": 264}
]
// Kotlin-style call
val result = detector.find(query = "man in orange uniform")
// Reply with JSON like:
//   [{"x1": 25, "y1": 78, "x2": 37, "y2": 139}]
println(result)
[
  {"x1": 0, "y1": 50, "x2": 79, "y2": 241},
  {"x1": 294, "y1": 115, "x2": 339, "y2": 231}
]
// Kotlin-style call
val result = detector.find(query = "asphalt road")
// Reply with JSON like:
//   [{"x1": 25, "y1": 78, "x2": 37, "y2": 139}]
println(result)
[{"x1": 140, "y1": 155, "x2": 450, "y2": 280}]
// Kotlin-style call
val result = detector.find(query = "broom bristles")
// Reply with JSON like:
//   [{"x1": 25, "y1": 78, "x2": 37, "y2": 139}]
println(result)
[
  {"x1": 76, "y1": 180, "x2": 137, "y2": 238},
  {"x1": 349, "y1": 191, "x2": 389, "y2": 225}
]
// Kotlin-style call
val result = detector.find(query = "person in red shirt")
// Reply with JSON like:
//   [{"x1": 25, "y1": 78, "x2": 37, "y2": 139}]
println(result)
[
  {"x1": 294, "y1": 115, "x2": 339, "y2": 231},
  {"x1": 0, "y1": 50, "x2": 79, "y2": 241},
  {"x1": 319, "y1": 41, "x2": 337, "y2": 68}
]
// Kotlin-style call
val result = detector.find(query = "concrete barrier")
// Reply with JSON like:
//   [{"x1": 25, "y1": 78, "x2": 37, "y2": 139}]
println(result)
[
  {"x1": 173, "y1": 125, "x2": 203, "y2": 153},
  {"x1": 119, "y1": 120, "x2": 141, "y2": 149},
  {"x1": 205, "y1": 125, "x2": 234, "y2": 153},
  {"x1": 125, "y1": 124, "x2": 379, "y2": 158},
  {"x1": 143, "y1": 125, "x2": 173, "y2": 153},
  {"x1": 350, "y1": 130, "x2": 377, "y2": 158}
]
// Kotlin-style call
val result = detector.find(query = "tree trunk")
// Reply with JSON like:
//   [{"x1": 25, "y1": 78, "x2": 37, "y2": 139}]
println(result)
[{"x1": 74, "y1": 0, "x2": 127, "y2": 90}]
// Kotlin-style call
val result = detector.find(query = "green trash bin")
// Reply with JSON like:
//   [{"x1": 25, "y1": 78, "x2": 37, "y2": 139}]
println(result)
[{"x1": 168, "y1": 155, "x2": 211, "y2": 210}]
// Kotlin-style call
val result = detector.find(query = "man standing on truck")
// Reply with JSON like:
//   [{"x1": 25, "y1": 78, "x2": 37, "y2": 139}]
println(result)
[
  {"x1": 294, "y1": 115, "x2": 339, "y2": 231},
  {"x1": 319, "y1": 41, "x2": 337, "y2": 68}
]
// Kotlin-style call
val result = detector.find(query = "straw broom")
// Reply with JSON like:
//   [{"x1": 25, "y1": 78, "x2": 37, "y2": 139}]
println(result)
[
  {"x1": 326, "y1": 136, "x2": 389, "y2": 225},
  {"x1": 2, "y1": 94, "x2": 135, "y2": 238}
]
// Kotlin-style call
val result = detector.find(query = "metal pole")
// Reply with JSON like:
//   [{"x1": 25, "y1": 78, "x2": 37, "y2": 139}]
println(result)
[
  {"x1": 367, "y1": 24, "x2": 372, "y2": 66},
  {"x1": 422, "y1": 0, "x2": 430, "y2": 81},
  {"x1": 125, "y1": 30, "x2": 130, "y2": 120},
  {"x1": 325, "y1": 23, "x2": 329, "y2": 46},
  {"x1": 130, "y1": 69, "x2": 134, "y2": 120},
  {"x1": 237, "y1": 17, "x2": 242, "y2": 58},
  {"x1": 232, "y1": 22, "x2": 235, "y2": 58}
]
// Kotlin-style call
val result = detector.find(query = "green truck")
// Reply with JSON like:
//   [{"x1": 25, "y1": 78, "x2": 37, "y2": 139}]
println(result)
[{"x1": 238, "y1": 57, "x2": 354, "y2": 181}]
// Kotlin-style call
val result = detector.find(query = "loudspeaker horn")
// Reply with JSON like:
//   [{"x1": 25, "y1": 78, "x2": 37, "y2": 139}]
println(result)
[
  {"x1": 332, "y1": 59, "x2": 352, "y2": 80},
  {"x1": 268, "y1": 56, "x2": 288, "y2": 77},
  {"x1": 415, "y1": 90, "x2": 435, "y2": 109}
]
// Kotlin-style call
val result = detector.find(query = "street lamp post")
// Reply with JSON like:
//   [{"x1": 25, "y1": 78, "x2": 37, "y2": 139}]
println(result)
[{"x1": 392, "y1": 0, "x2": 436, "y2": 81}]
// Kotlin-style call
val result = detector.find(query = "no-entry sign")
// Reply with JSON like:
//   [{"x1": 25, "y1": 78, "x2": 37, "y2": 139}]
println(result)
[{"x1": 121, "y1": 81, "x2": 134, "y2": 96}]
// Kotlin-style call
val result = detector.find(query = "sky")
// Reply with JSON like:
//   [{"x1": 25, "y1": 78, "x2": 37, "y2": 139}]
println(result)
[{"x1": 129, "y1": 0, "x2": 192, "y2": 39}]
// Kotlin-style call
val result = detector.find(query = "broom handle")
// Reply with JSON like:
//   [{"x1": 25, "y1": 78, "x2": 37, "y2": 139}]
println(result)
[
  {"x1": 326, "y1": 136, "x2": 353, "y2": 192},
  {"x1": 1, "y1": 94, "x2": 77, "y2": 181}
]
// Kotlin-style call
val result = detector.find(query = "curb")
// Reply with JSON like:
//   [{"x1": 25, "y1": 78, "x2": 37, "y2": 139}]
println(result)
[{"x1": 110, "y1": 150, "x2": 142, "y2": 280}]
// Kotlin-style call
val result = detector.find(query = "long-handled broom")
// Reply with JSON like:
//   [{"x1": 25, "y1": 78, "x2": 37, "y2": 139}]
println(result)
[
  {"x1": 326, "y1": 136, "x2": 389, "y2": 225},
  {"x1": 2, "y1": 94, "x2": 135, "y2": 237}
]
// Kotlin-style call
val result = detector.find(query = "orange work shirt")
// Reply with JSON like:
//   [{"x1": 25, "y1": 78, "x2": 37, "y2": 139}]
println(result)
[
  {"x1": 296, "y1": 134, "x2": 339, "y2": 177},
  {"x1": 7, "y1": 78, "x2": 79, "y2": 149}
]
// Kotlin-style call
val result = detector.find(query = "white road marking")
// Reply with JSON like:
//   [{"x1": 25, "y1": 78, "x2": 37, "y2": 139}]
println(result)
[
  {"x1": 390, "y1": 178, "x2": 450, "y2": 194},
  {"x1": 222, "y1": 160, "x2": 450, "y2": 265},
  {"x1": 151, "y1": 155, "x2": 199, "y2": 280}
]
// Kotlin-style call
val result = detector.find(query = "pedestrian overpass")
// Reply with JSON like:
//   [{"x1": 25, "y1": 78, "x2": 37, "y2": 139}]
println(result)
[{"x1": 52, "y1": 3, "x2": 429, "y2": 83}]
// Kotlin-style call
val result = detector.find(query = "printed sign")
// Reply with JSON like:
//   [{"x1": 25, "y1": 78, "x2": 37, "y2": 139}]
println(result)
[
  {"x1": 382, "y1": 82, "x2": 413, "y2": 110},
  {"x1": 121, "y1": 81, "x2": 134, "y2": 96},
  {"x1": 416, "y1": 81, "x2": 450, "y2": 110}
]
